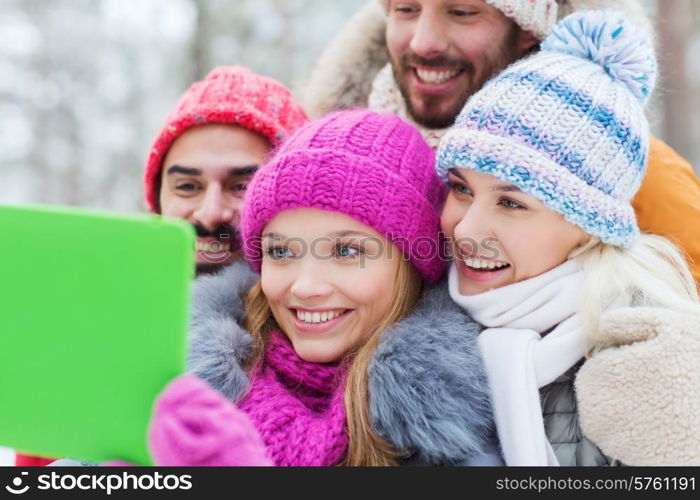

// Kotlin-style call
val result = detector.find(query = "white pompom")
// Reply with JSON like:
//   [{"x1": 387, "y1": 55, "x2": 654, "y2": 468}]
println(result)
[{"x1": 541, "y1": 10, "x2": 657, "y2": 104}]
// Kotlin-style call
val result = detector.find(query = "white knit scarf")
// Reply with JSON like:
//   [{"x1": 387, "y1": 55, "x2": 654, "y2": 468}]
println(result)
[
  {"x1": 448, "y1": 259, "x2": 591, "y2": 465},
  {"x1": 368, "y1": 64, "x2": 449, "y2": 150}
]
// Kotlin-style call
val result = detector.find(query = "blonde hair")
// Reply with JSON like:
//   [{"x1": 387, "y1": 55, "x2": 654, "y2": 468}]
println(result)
[
  {"x1": 243, "y1": 256, "x2": 423, "y2": 466},
  {"x1": 572, "y1": 234, "x2": 700, "y2": 351}
]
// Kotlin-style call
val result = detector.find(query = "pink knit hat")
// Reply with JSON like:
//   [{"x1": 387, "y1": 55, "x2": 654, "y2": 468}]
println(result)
[
  {"x1": 144, "y1": 66, "x2": 309, "y2": 212},
  {"x1": 241, "y1": 109, "x2": 447, "y2": 283}
]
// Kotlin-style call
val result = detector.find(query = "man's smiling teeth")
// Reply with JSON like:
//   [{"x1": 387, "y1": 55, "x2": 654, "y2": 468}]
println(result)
[
  {"x1": 415, "y1": 68, "x2": 460, "y2": 84},
  {"x1": 196, "y1": 241, "x2": 230, "y2": 252},
  {"x1": 296, "y1": 310, "x2": 345, "y2": 324},
  {"x1": 465, "y1": 258, "x2": 509, "y2": 270}
]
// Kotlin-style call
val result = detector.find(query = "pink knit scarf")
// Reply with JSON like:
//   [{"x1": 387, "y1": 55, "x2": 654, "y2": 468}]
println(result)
[
  {"x1": 148, "y1": 331, "x2": 349, "y2": 466},
  {"x1": 237, "y1": 331, "x2": 349, "y2": 466}
]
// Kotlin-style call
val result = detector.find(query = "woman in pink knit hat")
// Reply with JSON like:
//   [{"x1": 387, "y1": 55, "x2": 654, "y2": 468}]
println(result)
[{"x1": 141, "y1": 109, "x2": 496, "y2": 466}]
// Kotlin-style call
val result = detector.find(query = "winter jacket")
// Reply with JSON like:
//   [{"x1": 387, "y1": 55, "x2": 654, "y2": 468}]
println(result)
[
  {"x1": 187, "y1": 261, "x2": 500, "y2": 466},
  {"x1": 575, "y1": 307, "x2": 700, "y2": 465},
  {"x1": 15, "y1": 453, "x2": 53, "y2": 467},
  {"x1": 541, "y1": 363, "x2": 616, "y2": 466},
  {"x1": 532, "y1": 304, "x2": 700, "y2": 466},
  {"x1": 298, "y1": 1, "x2": 700, "y2": 285},
  {"x1": 633, "y1": 137, "x2": 700, "y2": 285}
]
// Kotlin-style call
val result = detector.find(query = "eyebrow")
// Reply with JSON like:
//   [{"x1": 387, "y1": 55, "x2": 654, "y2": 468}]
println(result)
[
  {"x1": 166, "y1": 165, "x2": 259, "y2": 177},
  {"x1": 166, "y1": 165, "x2": 201, "y2": 176},
  {"x1": 228, "y1": 166, "x2": 258, "y2": 177},
  {"x1": 448, "y1": 168, "x2": 467, "y2": 182},
  {"x1": 328, "y1": 230, "x2": 374, "y2": 238},
  {"x1": 447, "y1": 169, "x2": 521, "y2": 193},
  {"x1": 492, "y1": 185, "x2": 522, "y2": 193},
  {"x1": 262, "y1": 232, "x2": 284, "y2": 240}
]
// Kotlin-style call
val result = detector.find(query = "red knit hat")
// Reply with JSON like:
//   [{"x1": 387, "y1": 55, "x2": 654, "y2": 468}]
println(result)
[{"x1": 144, "y1": 66, "x2": 309, "y2": 212}]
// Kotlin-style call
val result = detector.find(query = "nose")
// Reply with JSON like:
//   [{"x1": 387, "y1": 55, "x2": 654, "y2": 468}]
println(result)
[
  {"x1": 290, "y1": 259, "x2": 334, "y2": 301},
  {"x1": 409, "y1": 10, "x2": 449, "y2": 59},
  {"x1": 192, "y1": 184, "x2": 236, "y2": 232},
  {"x1": 451, "y1": 203, "x2": 495, "y2": 256}
]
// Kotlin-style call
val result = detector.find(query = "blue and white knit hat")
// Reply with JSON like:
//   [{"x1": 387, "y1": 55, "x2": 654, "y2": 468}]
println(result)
[{"x1": 436, "y1": 10, "x2": 657, "y2": 247}]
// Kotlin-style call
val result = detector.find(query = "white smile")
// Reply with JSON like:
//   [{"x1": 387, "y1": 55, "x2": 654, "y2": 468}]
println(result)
[
  {"x1": 464, "y1": 257, "x2": 510, "y2": 270},
  {"x1": 295, "y1": 310, "x2": 347, "y2": 324},
  {"x1": 415, "y1": 67, "x2": 461, "y2": 85},
  {"x1": 196, "y1": 241, "x2": 231, "y2": 253}
]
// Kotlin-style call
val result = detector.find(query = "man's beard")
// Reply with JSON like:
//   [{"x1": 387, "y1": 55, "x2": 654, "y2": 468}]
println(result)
[{"x1": 389, "y1": 25, "x2": 522, "y2": 129}]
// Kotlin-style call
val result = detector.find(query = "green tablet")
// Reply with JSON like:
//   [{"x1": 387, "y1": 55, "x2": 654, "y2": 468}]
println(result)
[{"x1": 0, "y1": 204, "x2": 195, "y2": 465}]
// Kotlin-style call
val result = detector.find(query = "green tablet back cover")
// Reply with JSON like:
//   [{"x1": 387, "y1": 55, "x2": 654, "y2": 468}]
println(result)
[{"x1": 0, "y1": 205, "x2": 195, "y2": 465}]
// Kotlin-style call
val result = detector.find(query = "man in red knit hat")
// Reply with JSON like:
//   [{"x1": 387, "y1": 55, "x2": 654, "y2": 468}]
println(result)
[
  {"x1": 143, "y1": 65, "x2": 308, "y2": 274},
  {"x1": 14, "y1": 66, "x2": 308, "y2": 467}
]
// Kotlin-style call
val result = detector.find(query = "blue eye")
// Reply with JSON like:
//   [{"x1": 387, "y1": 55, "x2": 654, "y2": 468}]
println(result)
[
  {"x1": 336, "y1": 244, "x2": 361, "y2": 258},
  {"x1": 266, "y1": 247, "x2": 292, "y2": 260},
  {"x1": 448, "y1": 181, "x2": 472, "y2": 196},
  {"x1": 500, "y1": 198, "x2": 525, "y2": 210}
]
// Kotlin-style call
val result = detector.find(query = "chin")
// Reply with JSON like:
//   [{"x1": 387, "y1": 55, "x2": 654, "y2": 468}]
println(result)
[
  {"x1": 195, "y1": 262, "x2": 226, "y2": 276},
  {"x1": 293, "y1": 342, "x2": 343, "y2": 364},
  {"x1": 195, "y1": 252, "x2": 242, "y2": 273},
  {"x1": 408, "y1": 98, "x2": 464, "y2": 129}
]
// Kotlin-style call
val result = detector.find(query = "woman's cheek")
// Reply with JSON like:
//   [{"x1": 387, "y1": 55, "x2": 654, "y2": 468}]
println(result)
[{"x1": 260, "y1": 266, "x2": 289, "y2": 303}]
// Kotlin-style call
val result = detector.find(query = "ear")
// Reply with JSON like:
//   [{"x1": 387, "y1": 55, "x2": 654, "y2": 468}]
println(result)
[{"x1": 516, "y1": 28, "x2": 540, "y2": 56}]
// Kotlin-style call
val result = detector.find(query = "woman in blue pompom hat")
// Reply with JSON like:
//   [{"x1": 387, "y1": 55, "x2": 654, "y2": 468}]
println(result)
[{"x1": 437, "y1": 10, "x2": 700, "y2": 466}]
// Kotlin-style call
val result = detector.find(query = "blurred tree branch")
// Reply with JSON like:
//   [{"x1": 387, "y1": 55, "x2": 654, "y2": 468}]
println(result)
[{"x1": 656, "y1": 0, "x2": 694, "y2": 162}]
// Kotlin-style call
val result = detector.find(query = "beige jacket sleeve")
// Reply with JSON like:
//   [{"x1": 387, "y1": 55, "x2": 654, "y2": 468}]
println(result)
[{"x1": 575, "y1": 307, "x2": 700, "y2": 465}]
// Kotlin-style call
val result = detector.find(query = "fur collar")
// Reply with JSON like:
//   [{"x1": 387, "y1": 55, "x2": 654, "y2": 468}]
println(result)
[
  {"x1": 186, "y1": 261, "x2": 494, "y2": 464},
  {"x1": 298, "y1": 0, "x2": 654, "y2": 118}
]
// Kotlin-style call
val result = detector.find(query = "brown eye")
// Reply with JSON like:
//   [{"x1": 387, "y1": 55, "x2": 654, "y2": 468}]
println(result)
[
  {"x1": 175, "y1": 182, "x2": 198, "y2": 192},
  {"x1": 450, "y1": 9, "x2": 476, "y2": 16},
  {"x1": 394, "y1": 5, "x2": 418, "y2": 16}
]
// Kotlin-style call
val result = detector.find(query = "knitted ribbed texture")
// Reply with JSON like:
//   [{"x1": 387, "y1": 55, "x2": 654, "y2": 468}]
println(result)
[
  {"x1": 144, "y1": 66, "x2": 308, "y2": 212},
  {"x1": 149, "y1": 375, "x2": 273, "y2": 466},
  {"x1": 238, "y1": 333, "x2": 348, "y2": 466},
  {"x1": 378, "y1": 0, "x2": 558, "y2": 40},
  {"x1": 484, "y1": 0, "x2": 558, "y2": 39},
  {"x1": 436, "y1": 11, "x2": 657, "y2": 247},
  {"x1": 241, "y1": 109, "x2": 447, "y2": 282},
  {"x1": 148, "y1": 332, "x2": 347, "y2": 466}
]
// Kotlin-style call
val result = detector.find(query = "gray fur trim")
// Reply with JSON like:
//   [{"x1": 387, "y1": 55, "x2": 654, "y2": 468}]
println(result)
[
  {"x1": 187, "y1": 262, "x2": 496, "y2": 464},
  {"x1": 187, "y1": 260, "x2": 258, "y2": 401},
  {"x1": 300, "y1": 0, "x2": 653, "y2": 116},
  {"x1": 369, "y1": 280, "x2": 494, "y2": 464}
]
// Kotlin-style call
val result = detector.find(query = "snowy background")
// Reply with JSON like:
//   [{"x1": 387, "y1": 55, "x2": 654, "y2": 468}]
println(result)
[
  {"x1": 0, "y1": 447, "x2": 12, "y2": 466},
  {"x1": 1, "y1": 0, "x2": 698, "y2": 217},
  {"x1": 1, "y1": 0, "x2": 368, "y2": 212}
]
